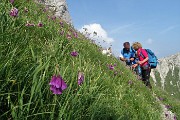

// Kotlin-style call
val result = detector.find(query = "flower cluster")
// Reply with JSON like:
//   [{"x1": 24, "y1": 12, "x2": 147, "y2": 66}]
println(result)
[
  {"x1": 71, "y1": 51, "x2": 78, "y2": 57},
  {"x1": 10, "y1": 7, "x2": 18, "y2": 17},
  {"x1": 107, "y1": 63, "x2": 117, "y2": 70},
  {"x1": 49, "y1": 71, "x2": 84, "y2": 94},
  {"x1": 37, "y1": 21, "x2": 43, "y2": 27}
]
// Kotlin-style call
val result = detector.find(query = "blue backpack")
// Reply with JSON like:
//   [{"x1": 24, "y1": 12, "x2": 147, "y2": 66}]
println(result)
[{"x1": 140, "y1": 49, "x2": 158, "y2": 69}]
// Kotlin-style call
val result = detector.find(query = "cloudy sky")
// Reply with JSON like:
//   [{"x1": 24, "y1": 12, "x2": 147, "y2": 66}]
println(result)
[{"x1": 67, "y1": 0, "x2": 180, "y2": 58}]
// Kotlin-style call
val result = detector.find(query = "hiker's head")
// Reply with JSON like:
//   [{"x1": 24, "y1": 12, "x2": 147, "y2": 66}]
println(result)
[
  {"x1": 123, "y1": 42, "x2": 130, "y2": 50},
  {"x1": 132, "y1": 42, "x2": 142, "y2": 51}
]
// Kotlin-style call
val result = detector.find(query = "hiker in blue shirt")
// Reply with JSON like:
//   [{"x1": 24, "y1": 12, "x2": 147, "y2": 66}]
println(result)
[
  {"x1": 120, "y1": 42, "x2": 142, "y2": 78},
  {"x1": 119, "y1": 42, "x2": 136, "y2": 67}
]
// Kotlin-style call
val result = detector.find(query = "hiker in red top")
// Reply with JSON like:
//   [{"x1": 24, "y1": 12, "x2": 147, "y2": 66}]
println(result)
[{"x1": 132, "y1": 42, "x2": 152, "y2": 89}]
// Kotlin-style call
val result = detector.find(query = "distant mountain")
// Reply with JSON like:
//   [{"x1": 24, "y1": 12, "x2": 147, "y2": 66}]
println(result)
[{"x1": 151, "y1": 53, "x2": 180, "y2": 99}]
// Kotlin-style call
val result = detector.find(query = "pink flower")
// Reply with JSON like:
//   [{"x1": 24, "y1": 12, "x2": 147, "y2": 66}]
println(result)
[
  {"x1": 158, "y1": 97, "x2": 164, "y2": 101},
  {"x1": 10, "y1": 0, "x2": 14, "y2": 4},
  {"x1": 67, "y1": 34, "x2": 72, "y2": 39},
  {"x1": 43, "y1": 7, "x2": 48, "y2": 12},
  {"x1": 174, "y1": 115, "x2": 177, "y2": 120},
  {"x1": 78, "y1": 72, "x2": 84, "y2": 85},
  {"x1": 51, "y1": 16, "x2": 56, "y2": 21},
  {"x1": 49, "y1": 75, "x2": 67, "y2": 95},
  {"x1": 59, "y1": 30, "x2": 64, "y2": 35},
  {"x1": 73, "y1": 32, "x2": 78, "y2": 38},
  {"x1": 47, "y1": 15, "x2": 51, "y2": 20},
  {"x1": 10, "y1": 7, "x2": 18, "y2": 17},
  {"x1": 71, "y1": 51, "x2": 78, "y2": 57},
  {"x1": 60, "y1": 21, "x2": 64, "y2": 27},
  {"x1": 37, "y1": 21, "x2": 43, "y2": 27},
  {"x1": 108, "y1": 65, "x2": 114, "y2": 70},
  {"x1": 165, "y1": 105, "x2": 171, "y2": 109},
  {"x1": 165, "y1": 113, "x2": 168, "y2": 117}
]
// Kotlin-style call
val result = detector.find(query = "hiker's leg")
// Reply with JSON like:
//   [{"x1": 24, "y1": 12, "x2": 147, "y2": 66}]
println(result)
[
  {"x1": 141, "y1": 69, "x2": 151, "y2": 88},
  {"x1": 141, "y1": 70, "x2": 147, "y2": 84},
  {"x1": 144, "y1": 68, "x2": 152, "y2": 89}
]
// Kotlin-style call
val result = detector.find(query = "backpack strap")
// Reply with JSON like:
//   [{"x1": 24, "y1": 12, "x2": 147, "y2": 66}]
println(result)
[{"x1": 140, "y1": 50, "x2": 145, "y2": 59}]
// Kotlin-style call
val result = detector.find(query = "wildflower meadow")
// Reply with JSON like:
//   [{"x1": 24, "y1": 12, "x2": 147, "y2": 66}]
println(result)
[{"x1": 0, "y1": 0, "x2": 180, "y2": 120}]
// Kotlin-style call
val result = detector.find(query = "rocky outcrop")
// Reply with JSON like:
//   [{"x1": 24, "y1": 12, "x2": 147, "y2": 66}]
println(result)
[
  {"x1": 151, "y1": 53, "x2": 180, "y2": 99},
  {"x1": 38, "y1": 0, "x2": 72, "y2": 24}
]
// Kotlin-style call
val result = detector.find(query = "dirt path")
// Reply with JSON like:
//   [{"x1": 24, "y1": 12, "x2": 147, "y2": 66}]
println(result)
[{"x1": 154, "y1": 94, "x2": 177, "y2": 120}]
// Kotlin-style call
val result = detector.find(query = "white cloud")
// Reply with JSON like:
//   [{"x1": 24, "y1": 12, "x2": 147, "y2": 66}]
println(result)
[
  {"x1": 79, "y1": 23, "x2": 114, "y2": 44},
  {"x1": 146, "y1": 38, "x2": 153, "y2": 44}
]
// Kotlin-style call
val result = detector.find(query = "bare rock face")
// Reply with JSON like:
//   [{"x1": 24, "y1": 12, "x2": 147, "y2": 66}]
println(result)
[
  {"x1": 38, "y1": 0, "x2": 72, "y2": 24},
  {"x1": 151, "y1": 52, "x2": 180, "y2": 99}
]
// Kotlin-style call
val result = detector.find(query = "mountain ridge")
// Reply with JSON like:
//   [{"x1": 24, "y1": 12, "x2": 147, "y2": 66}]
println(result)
[{"x1": 151, "y1": 52, "x2": 180, "y2": 99}]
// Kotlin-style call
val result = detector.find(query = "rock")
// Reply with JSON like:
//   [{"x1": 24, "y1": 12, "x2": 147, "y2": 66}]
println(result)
[
  {"x1": 151, "y1": 53, "x2": 180, "y2": 99},
  {"x1": 38, "y1": 0, "x2": 72, "y2": 24}
]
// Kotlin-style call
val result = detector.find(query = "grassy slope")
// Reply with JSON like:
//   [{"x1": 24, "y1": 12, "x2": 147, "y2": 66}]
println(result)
[
  {"x1": 154, "y1": 66, "x2": 180, "y2": 100},
  {"x1": 165, "y1": 67, "x2": 180, "y2": 99},
  {"x1": 0, "y1": 0, "x2": 179, "y2": 119}
]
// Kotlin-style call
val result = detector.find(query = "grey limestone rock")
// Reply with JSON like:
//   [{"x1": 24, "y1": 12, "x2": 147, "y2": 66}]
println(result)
[{"x1": 38, "y1": 0, "x2": 72, "y2": 24}]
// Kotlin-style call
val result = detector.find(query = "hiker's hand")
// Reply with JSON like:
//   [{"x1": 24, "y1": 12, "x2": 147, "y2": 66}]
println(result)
[
  {"x1": 132, "y1": 64, "x2": 138, "y2": 68},
  {"x1": 130, "y1": 58, "x2": 134, "y2": 61},
  {"x1": 125, "y1": 59, "x2": 130, "y2": 62},
  {"x1": 137, "y1": 61, "x2": 143, "y2": 65}
]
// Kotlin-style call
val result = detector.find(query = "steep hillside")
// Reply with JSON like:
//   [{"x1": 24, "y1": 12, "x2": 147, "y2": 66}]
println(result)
[
  {"x1": 0, "y1": 0, "x2": 179, "y2": 120},
  {"x1": 151, "y1": 53, "x2": 180, "y2": 99}
]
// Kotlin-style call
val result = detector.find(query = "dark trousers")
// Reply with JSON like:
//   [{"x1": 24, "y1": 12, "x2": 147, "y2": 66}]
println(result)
[{"x1": 141, "y1": 67, "x2": 152, "y2": 89}]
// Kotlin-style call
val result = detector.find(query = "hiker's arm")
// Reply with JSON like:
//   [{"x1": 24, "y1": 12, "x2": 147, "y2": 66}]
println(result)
[
  {"x1": 120, "y1": 57, "x2": 127, "y2": 61},
  {"x1": 138, "y1": 57, "x2": 149, "y2": 65},
  {"x1": 130, "y1": 52, "x2": 135, "y2": 61},
  {"x1": 119, "y1": 51, "x2": 126, "y2": 61},
  {"x1": 132, "y1": 64, "x2": 138, "y2": 68}
]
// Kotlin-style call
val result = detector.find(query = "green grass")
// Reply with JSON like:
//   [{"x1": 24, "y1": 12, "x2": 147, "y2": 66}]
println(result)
[
  {"x1": 154, "y1": 70, "x2": 162, "y2": 87},
  {"x1": 153, "y1": 86, "x2": 180, "y2": 119},
  {"x1": 0, "y1": 0, "x2": 179, "y2": 119},
  {"x1": 154, "y1": 66, "x2": 180, "y2": 100},
  {"x1": 165, "y1": 67, "x2": 180, "y2": 99}
]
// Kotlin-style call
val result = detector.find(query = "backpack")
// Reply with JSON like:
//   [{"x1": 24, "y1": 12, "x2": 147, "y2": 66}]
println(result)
[{"x1": 140, "y1": 49, "x2": 158, "y2": 69}]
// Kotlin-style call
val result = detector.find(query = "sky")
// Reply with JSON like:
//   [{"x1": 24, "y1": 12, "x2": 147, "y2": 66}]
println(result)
[{"x1": 67, "y1": 0, "x2": 180, "y2": 58}]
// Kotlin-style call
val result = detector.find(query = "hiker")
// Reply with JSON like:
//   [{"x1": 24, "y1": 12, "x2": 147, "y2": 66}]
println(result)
[
  {"x1": 132, "y1": 42, "x2": 152, "y2": 89},
  {"x1": 119, "y1": 42, "x2": 136, "y2": 69}
]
